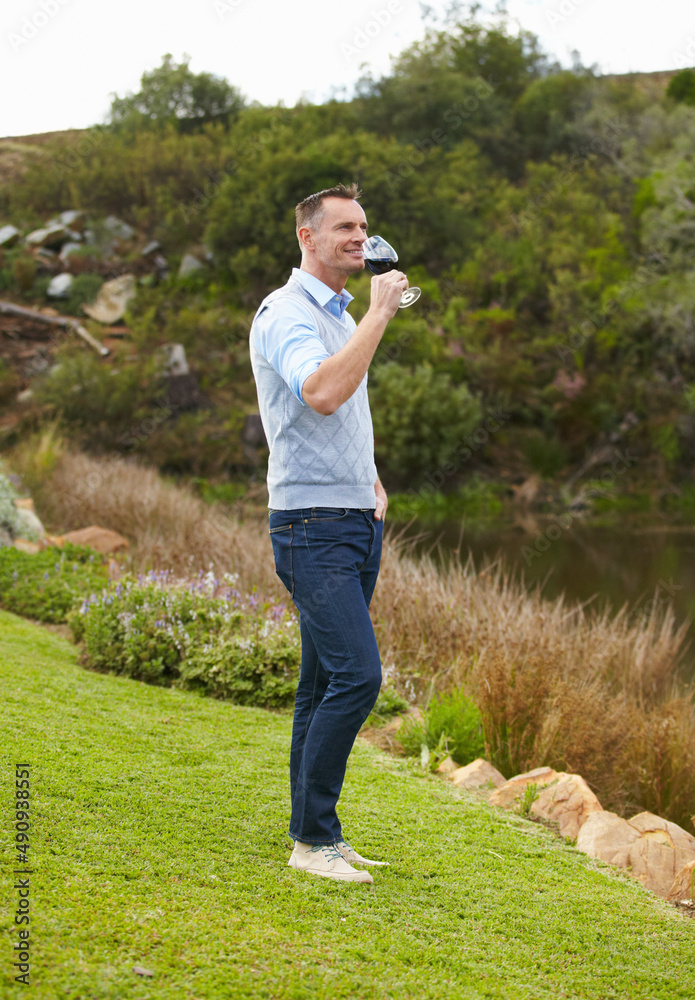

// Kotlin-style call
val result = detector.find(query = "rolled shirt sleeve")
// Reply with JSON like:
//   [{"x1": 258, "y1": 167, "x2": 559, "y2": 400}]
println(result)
[{"x1": 252, "y1": 300, "x2": 330, "y2": 404}]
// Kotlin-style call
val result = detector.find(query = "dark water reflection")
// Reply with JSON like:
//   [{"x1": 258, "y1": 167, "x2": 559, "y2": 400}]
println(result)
[{"x1": 393, "y1": 513, "x2": 695, "y2": 682}]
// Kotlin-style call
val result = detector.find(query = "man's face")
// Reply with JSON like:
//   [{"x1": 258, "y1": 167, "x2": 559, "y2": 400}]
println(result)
[{"x1": 307, "y1": 197, "x2": 368, "y2": 277}]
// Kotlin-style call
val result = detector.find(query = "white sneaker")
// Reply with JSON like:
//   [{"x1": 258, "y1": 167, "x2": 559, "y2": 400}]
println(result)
[
  {"x1": 336, "y1": 840, "x2": 389, "y2": 867},
  {"x1": 288, "y1": 841, "x2": 374, "y2": 883}
]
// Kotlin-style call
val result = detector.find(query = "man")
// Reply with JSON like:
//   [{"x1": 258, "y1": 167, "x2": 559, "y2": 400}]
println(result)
[{"x1": 249, "y1": 183, "x2": 407, "y2": 884}]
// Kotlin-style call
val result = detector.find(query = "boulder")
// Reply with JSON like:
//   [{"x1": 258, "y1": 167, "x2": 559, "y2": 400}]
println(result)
[
  {"x1": 449, "y1": 758, "x2": 506, "y2": 790},
  {"x1": 529, "y1": 772, "x2": 603, "y2": 839},
  {"x1": 13, "y1": 501, "x2": 45, "y2": 541},
  {"x1": 103, "y1": 215, "x2": 135, "y2": 241},
  {"x1": 577, "y1": 809, "x2": 695, "y2": 899},
  {"x1": 55, "y1": 210, "x2": 86, "y2": 232},
  {"x1": 624, "y1": 812, "x2": 695, "y2": 898},
  {"x1": 13, "y1": 539, "x2": 41, "y2": 554},
  {"x1": 59, "y1": 242, "x2": 83, "y2": 263},
  {"x1": 25, "y1": 225, "x2": 70, "y2": 249},
  {"x1": 178, "y1": 253, "x2": 205, "y2": 278},
  {"x1": 488, "y1": 766, "x2": 559, "y2": 808},
  {"x1": 0, "y1": 224, "x2": 20, "y2": 247},
  {"x1": 667, "y1": 860, "x2": 695, "y2": 904},
  {"x1": 82, "y1": 275, "x2": 136, "y2": 324},
  {"x1": 47, "y1": 273, "x2": 73, "y2": 298},
  {"x1": 59, "y1": 525, "x2": 129, "y2": 554},
  {"x1": 161, "y1": 343, "x2": 189, "y2": 376},
  {"x1": 436, "y1": 755, "x2": 459, "y2": 775},
  {"x1": 576, "y1": 810, "x2": 641, "y2": 864}
]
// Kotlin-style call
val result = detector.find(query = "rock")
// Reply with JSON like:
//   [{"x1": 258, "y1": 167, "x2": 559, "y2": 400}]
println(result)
[
  {"x1": 16, "y1": 389, "x2": 34, "y2": 404},
  {"x1": 449, "y1": 758, "x2": 506, "y2": 790},
  {"x1": 577, "y1": 810, "x2": 695, "y2": 899},
  {"x1": 626, "y1": 812, "x2": 695, "y2": 898},
  {"x1": 164, "y1": 374, "x2": 205, "y2": 412},
  {"x1": 56, "y1": 210, "x2": 86, "y2": 232},
  {"x1": 242, "y1": 413, "x2": 267, "y2": 449},
  {"x1": 488, "y1": 766, "x2": 559, "y2": 808},
  {"x1": 0, "y1": 527, "x2": 12, "y2": 547},
  {"x1": 25, "y1": 225, "x2": 71, "y2": 249},
  {"x1": 628, "y1": 811, "x2": 695, "y2": 854},
  {"x1": 512, "y1": 474, "x2": 542, "y2": 506},
  {"x1": 13, "y1": 503, "x2": 46, "y2": 541},
  {"x1": 0, "y1": 224, "x2": 20, "y2": 247},
  {"x1": 161, "y1": 343, "x2": 189, "y2": 376},
  {"x1": 142, "y1": 240, "x2": 161, "y2": 256},
  {"x1": 59, "y1": 242, "x2": 83, "y2": 263},
  {"x1": 103, "y1": 215, "x2": 136, "y2": 241},
  {"x1": 529, "y1": 772, "x2": 603, "y2": 839},
  {"x1": 59, "y1": 525, "x2": 129, "y2": 554},
  {"x1": 436, "y1": 755, "x2": 459, "y2": 775},
  {"x1": 82, "y1": 275, "x2": 136, "y2": 324},
  {"x1": 153, "y1": 253, "x2": 169, "y2": 280},
  {"x1": 13, "y1": 539, "x2": 41, "y2": 554},
  {"x1": 47, "y1": 273, "x2": 73, "y2": 298},
  {"x1": 576, "y1": 811, "x2": 641, "y2": 865},
  {"x1": 178, "y1": 253, "x2": 205, "y2": 278},
  {"x1": 667, "y1": 860, "x2": 695, "y2": 903}
]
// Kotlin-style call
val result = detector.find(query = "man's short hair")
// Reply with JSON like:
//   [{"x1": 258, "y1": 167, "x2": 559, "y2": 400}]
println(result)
[{"x1": 295, "y1": 183, "x2": 362, "y2": 238}]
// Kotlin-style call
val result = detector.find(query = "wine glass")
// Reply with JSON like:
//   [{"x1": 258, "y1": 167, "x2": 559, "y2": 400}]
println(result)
[{"x1": 361, "y1": 235, "x2": 421, "y2": 308}]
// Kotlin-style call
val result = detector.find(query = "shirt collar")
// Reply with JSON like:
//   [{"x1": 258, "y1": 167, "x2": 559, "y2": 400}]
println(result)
[{"x1": 291, "y1": 267, "x2": 353, "y2": 317}]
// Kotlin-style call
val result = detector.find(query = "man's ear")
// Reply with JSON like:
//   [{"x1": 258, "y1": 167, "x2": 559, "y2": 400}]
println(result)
[{"x1": 297, "y1": 226, "x2": 315, "y2": 252}]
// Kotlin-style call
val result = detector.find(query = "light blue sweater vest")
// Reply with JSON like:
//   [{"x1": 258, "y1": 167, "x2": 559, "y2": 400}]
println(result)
[{"x1": 250, "y1": 275, "x2": 377, "y2": 510}]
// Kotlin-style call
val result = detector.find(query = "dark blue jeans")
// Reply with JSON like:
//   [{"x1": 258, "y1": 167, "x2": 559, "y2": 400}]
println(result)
[{"x1": 269, "y1": 506, "x2": 383, "y2": 844}]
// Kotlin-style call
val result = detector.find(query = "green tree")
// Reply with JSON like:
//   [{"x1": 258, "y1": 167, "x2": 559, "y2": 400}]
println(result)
[
  {"x1": 666, "y1": 69, "x2": 695, "y2": 106},
  {"x1": 109, "y1": 54, "x2": 245, "y2": 133},
  {"x1": 369, "y1": 363, "x2": 482, "y2": 482}
]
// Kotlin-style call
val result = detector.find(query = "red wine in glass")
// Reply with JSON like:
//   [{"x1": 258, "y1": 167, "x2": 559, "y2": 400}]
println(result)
[{"x1": 362, "y1": 235, "x2": 421, "y2": 307}]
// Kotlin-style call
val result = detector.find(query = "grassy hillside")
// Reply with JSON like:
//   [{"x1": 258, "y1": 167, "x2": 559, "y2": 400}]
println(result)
[{"x1": 0, "y1": 608, "x2": 692, "y2": 1000}]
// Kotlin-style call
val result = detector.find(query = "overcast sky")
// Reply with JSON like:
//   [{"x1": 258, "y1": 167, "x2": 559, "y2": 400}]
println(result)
[{"x1": 2, "y1": 0, "x2": 695, "y2": 138}]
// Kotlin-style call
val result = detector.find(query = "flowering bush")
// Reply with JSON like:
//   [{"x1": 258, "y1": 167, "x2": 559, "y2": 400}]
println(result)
[
  {"x1": 68, "y1": 568, "x2": 300, "y2": 708},
  {"x1": 0, "y1": 544, "x2": 109, "y2": 623}
]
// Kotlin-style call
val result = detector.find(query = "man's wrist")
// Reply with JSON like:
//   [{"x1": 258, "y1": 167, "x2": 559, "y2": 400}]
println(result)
[{"x1": 365, "y1": 304, "x2": 393, "y2": 326}]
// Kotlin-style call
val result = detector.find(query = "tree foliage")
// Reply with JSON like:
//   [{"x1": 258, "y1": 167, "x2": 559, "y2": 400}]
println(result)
[
  {"x1": 7, "y1": 12, "x2": 695, "y2": 489},
  {"x1": 109, "y1": 53, "x2": 245, "y2": 133}
]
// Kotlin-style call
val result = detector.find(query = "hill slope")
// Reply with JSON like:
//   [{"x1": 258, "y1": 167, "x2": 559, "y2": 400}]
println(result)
[{"x1": 0, "y1": 609, "x2": 692, "y2": 1000}]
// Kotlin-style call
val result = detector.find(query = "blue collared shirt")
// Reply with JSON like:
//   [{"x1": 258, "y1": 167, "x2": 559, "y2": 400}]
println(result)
[{"x1": 251, "y1": 267, "x2": 356, "y2": 404}]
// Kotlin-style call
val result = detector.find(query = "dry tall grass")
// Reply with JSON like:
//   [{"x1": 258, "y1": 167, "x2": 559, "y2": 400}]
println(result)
[{"x1": 8, "y1": 434, "x2": 695, "y2": 830}]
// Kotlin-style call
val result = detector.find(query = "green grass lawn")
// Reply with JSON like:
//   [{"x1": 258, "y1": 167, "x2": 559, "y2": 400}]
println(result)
[{"x1": 0, "y1": 608, "x2": 693, "y2": 1000}]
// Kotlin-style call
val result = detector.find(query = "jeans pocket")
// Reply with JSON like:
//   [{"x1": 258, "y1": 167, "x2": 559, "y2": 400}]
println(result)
[
  {"x1": 270, "y1": 523, "x2": 294, "y2": 598},
  {"x1": 306, "y1": 507, "x2": 349, "y2": 522}
]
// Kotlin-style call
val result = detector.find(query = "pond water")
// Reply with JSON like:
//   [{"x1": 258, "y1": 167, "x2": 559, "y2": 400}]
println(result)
[{"x1": 393, "y1": 511, "x2": 695, "y2": 682}]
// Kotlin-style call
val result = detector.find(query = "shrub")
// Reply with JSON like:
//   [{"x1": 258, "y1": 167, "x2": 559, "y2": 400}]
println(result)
[
  {"x1": 69, "y1": 570, "x2": 300, "y2": 708},
  {"x1": 32, "y1": 346, "x2": 162, "y2": 450},
  {"x1": 0, "y1": 544, "x2": 109, "y2": 623},
  {"x1": 398, "y1": 688, "x2": 485, "y2": 766},
  {"x1": 369, "y1": 363, "x2": 482, "y2": 482},
  {"x1": 0, "y1": 465, "x2": 23, "y2": 539},
  {"x1": 64, "y1": 274, "x2": 105, "y2": 315}
]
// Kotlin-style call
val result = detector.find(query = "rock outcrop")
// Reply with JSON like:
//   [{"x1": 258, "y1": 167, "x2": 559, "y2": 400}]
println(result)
[
  {"x1": 529, "y1": 773, "x2": 603, "y2": 840},
  {"x1": 576, "y1": 810, "x2": 695, "y2": 898},
  {"x1": 488, "y1": 766, "x2": 559, "y2": 807},
  {"x1": 58, "y1": 525, "x2": 129, "y2": 554},
  {"x1": 448, "y1": 757, "x2": 506, "y2": 790}
]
